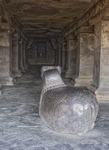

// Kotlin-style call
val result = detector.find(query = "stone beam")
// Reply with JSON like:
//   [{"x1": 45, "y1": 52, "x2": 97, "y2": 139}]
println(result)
[
  {"x1": 0, "y1": 0, "x2": 12, "y2": 24},
  {"x1": 1, "y1": 0, "x2": 27, "y2": 40},
  {"x1": 89, "y1": 6, "x2": 109, "y2": 25},
  {"x1": 74, "y1": 25, "x2": 94, "y2": 36},
  {"x1": 60, "y1": 0, "x2": 109, "y2": 37}
]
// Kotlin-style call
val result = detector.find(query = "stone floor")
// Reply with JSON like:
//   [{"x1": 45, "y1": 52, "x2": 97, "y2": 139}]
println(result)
[{"x1": 0, "y1": 66, "x2": 109, "y2": 150}]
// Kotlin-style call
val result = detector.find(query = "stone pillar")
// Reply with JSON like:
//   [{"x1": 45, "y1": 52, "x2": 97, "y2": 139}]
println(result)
[
  {"x1": 19, "y1": 39, "x2": 25, "y2": 73},
  {"x1": 91, "y1": 21, "x2": 109, "y2": 100},
  {"x1": 75, "y1": 28, "x2": 94, "y2": 87},
  {"x1": 25, "y1": 40, "x2": 30, "y2": 68},
  {"x1": 58, "y1": 43, "x2": 62, "y2": 67},
  {"x1": 0, "y1": 28, "x2": 14, "y2": 85},
  {"x1": 65, "y1": 34, "x2": 77, "y2": 79},
  {"x1": 12, "y1": 33, "x2": 22, "y2": 77},
  {"x1": 55, "y1": 49, "x2": 59, "y2": 66},
  {"x1": 61, "y1": 41, "x2": 67, "y2": 75},
  {"x1": 23, "y1": 40, "x2": 28, "y2": 69}
]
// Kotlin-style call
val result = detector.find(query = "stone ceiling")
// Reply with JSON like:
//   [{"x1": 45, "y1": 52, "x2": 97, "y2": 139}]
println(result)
[{"x1": 5, "y1": 0, "x2": 92, "y2": 38}]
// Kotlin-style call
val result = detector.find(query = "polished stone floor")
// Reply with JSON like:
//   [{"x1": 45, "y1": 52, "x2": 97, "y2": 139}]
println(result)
[{"x1": 0, "y1": 66, "x2": 109, "y2": 150}]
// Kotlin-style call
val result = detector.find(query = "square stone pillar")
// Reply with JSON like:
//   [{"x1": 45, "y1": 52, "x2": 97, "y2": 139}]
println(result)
[
  {"x1": 23, "y1": 40, "x2": 28, "y2": 70},
  {"x1": 75, "y1": 30, "x2": 94, "y2": 87},
  {"x1": 65, "y1": 34, "x2": 77, "y2": 79},
  {"x1": 55, "y1": 48, "x2": 59, "y2": 66},
  {"x1": 0, "y1": 29, "x2": 14, "y2": 85},
  {"x1": 19, "y1": 40, "x2": 25, "y2": 73},
  {"x1": 61, "y1": 41, "x2": 67, "y2": 75},
  {"x1": 91, "y1": 21, "x2": 109, "y2": 100},
  {"x1": 0, "y1": 84, "x2": 2, "y2": 95},
  {"x1": 12, "y1": 33, "x2": 22, "y2": 78},
  {"x1": 58, "y1": 43, "x2": 62, "y2": 67}
]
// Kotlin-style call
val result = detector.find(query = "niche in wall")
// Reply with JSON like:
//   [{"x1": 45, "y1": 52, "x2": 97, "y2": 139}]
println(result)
[{"x1": 36, "y1": 41, "x2": 46, "y2": 59}]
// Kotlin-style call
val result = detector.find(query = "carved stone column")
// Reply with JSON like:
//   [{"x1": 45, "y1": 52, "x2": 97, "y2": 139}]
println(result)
[
  {"x1": 19, "y1": 39, "x2": 25, "y2": 73},
  {"x1": 55, "y1": 49, "x2": 58, "y2": 66},
  {"x1": 65, "y1": 34, "x2": 77, "y2": 79},
  {"x1": 90, "y1": 21, "x2": 109, "y2": 100},
  {"x1": 25, "y1": 40, "x2": 29, "y2": 68},
  {"x1": 58, "y1": 43, "x2": 62, "y2": 67},
  {"x1": 23, "y1": 40, "x2": 28, "y2": 70},
  {"x1": 0, "y1": 84, "x2": 2, "y2": 95},
  {"x1": 12, "y1": 33, "x2": 22, "y2": 77},
  {"x1": 75, "y1": 27, "x2": 94, "y2": 87},
  {"x1": 0, "y1": 28, "x2": 14, "y2": 85},
  {"x1": 61, "y1": 41, "x2": 67, "y2": 75}
]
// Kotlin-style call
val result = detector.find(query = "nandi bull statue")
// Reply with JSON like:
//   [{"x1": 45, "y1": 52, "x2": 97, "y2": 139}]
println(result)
[{"x1": 39, "y1": 66, "x2": 99, "y2": 135}]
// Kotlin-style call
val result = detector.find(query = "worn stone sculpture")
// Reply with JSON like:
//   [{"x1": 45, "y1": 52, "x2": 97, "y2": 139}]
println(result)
[{"x1": 39, "y1": 66, "x2": 99, "y2": 135}]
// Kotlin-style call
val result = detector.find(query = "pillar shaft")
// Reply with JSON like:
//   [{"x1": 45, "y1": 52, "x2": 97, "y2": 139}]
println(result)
[
  {"x1": 92, "y1": 21, "x2": 109, "y2": 100},
  {"x1": 19, "y1": 40, "x2": 25, "y2": 72},
  {"x1": 61, "y1": 41, "x2": 67, "y2": 74},
  {"x1": 75, "y1": 32, "x2": 94, "y2": 86},
  {"x1": 65, "y1": 34, "x2": 77, "y2": 79},
  {"x1": 12, "y1": 34, "x2": 21, "y2": 77},
  {"x1": 0, "y1": 29, "x2": 14, "y2": 85},
  {"x1": 55, "y1": 49, "x2": 58, "y2": 66},
  {"x1": 57, "y1": 43, "x2": 62, "y2": 67},
  {"x1": 23, "y1": 41, "x2": 28, "y2": 69}
]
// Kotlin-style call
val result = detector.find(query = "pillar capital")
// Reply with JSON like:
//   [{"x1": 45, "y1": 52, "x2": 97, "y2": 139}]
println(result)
[
  {"x1": 74, "y1": 25, "x2": 94, "y2": 36},
  {"x1": 19, "y1": 40, "x2": 23, "y2": 44},
  {"x1": 67, "y1": 33, "x2": 76, "y2": 41},
  {"x1": 0, "y1": 24, "x2": 11, "y2": 33},
  {"x1": 12, "y1": 32, "x2": 20, "y2": 39},
  {"x1": 0, "y1": 23, "x2": 10, "y2": 30}
]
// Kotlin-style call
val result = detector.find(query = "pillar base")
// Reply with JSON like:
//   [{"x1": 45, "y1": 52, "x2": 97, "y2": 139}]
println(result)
[
  {"x1": 0, "y1": 76, "x2": 15, "y2": 86},
  {"x1": 95, "y1": 87, "x2": 109, "y2": 101},
  {"x1": 12, "y1": 71, "x2": 22, "y2": 78},
  {"x1": 20, "y1": 67, "x2": 25, "y2": 73},
  {"x1": 70, "y1": 78, "x2": 75, "y2": 86},
  {"x1": 87, "y1": 84, "x2": 97, "y2": 94},
  {"x1": 75, "y1": 76, "x2": 92, "y2": 87},
  {"x1": 61, "y1": 71, "x2": 66, "y2": 78},
  {"x1": 24, "y1": 65, "x2": 28, "y2": 70},
  {"x1": 65, "y1": 71, "x2": 73, "y2": 79},
  {"x1": 63, "y1": 78, "x2": 74, "y2": 87}
]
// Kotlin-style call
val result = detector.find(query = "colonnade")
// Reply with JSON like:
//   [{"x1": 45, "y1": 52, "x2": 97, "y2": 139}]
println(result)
[
  {"x1": 57, "y1": 20, "x2": 109, "y2": 100},
  {"x1": 0, "y1": 26, "x2": 28, "y2": 89}
]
